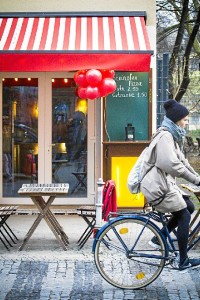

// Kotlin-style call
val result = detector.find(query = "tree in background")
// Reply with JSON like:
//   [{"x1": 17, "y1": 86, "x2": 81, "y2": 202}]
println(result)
[{"x1": 157, "y1": 0, "x2": 200, "y2": 103}]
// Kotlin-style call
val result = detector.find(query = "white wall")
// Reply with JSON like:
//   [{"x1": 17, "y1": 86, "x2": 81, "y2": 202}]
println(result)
[
  {"x1": 0, "y1": 0, "x2": 157, "y2": 204},
  {"x1": 0, "y1": 0, "x2": 156, "y2": 25}
]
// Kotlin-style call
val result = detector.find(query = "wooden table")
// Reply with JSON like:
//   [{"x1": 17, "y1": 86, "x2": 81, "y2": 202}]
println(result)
[{"x1": 18, "y1": 183, "x2": 69, "y2": 250}]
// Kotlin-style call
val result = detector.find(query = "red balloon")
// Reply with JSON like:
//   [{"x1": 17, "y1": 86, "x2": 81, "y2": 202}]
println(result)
[
  {"x1": 86, "y1": 69, "x2": 102, "y2": 87},
  {"x1": 98, "y1": 83, "x2": 108, "y2": 97},
  {"x1": 74, "y1": 70, "x2": 88, "y2": 87},
  {"x1": 75, "y1": 73, "x2": 88, "y2": 87},
  {"x1": 99, "y1": 78, "x2": 117, "y2": 96},
  {"x1": 100, "y1": 69, "x2": 115, "y2": 79},
  {"x1": 78, "y1": 87, "x2": 87, "y2": 98},
  {"x1": 74, "y1": 70, "x2": 86, "y2": 81},
  {"x1": 85, "y1": 86, "x2": 100, "y2": 100},
  {"x1": 98, "y1": 86, "x2": 105, "y2": 97}
]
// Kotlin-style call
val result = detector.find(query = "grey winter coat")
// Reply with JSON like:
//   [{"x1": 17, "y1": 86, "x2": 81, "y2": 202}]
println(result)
[{"x1": 140, "y1": 128, "x2": 200, "y2": 213}]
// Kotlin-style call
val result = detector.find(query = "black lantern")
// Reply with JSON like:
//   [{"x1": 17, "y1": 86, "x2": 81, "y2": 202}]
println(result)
[{"x1": 125, "y1": 123, "x2": 135, "y2": 141}]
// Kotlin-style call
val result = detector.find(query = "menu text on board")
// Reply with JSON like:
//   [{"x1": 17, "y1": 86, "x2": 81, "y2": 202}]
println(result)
[{"x1": 112, "y1": 73, "x2": 148, "y2": 99}]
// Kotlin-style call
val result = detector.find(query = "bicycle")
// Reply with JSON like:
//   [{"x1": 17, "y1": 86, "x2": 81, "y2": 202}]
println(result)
[{"x1": 92, "y1": 186, "x2": 200, "y2": 290}]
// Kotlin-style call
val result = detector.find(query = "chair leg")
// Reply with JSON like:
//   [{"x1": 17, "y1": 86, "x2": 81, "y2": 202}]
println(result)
[
  {"x1": 78, "y1": 226, "x2": 95, "y2": 249},
  {"x1": 77, "y1": 214, "x2": 96, "y2": 249},
  {"x1": 2, "y1": 224, "x2": 17, "y2": 244},
  {"x1": 4, "y1": 222, "x2": 18, "y2": 241},
  {"x1": 0, "y1": 230, "x2": 12, "y2": 248},
  {"x1": 77, "y1": 217, "x2": 95, "y2": 245},
  {"x1": 0, "y1": 235, "x2": 10, "y2": 250},
  {"x1": 77, "y1": 220, "x2": 95, "y2": 244}
]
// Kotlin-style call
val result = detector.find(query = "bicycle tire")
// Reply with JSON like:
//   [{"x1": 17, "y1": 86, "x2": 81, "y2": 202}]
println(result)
[{"x1": 94, "y1": 217, "x2": 166, "y2": 290}]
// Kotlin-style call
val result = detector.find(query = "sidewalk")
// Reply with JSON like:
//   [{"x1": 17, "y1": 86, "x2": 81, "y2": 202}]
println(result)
[
  {"x1": 0, "y1": 214, "x2": 200, "y2": 300},
  {"x1": 0, "y1": 214, "x2": 94, "y2": 259}
]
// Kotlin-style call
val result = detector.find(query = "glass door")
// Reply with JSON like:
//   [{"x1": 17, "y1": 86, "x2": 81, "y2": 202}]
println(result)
[
  {"x1": 1, "y1": 72, "x2": 95, "y2": 204},
  {"x1": 51, "y1": 77, "x2": 87, "y2": 197},
  {"x1": 44, "y1": 73, "x2": 96, "y2": 204},
  {"x1": 1, "y1": 76, "x2": 39, "y2": 198}
]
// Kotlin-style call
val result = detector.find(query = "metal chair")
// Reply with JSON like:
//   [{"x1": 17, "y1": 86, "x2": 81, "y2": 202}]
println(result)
[
  {"x1": 76, "y1": 180, "x2": 117, "y2": 249},
  {"x1": 71, "y1": 150, "x2": 87, "y2": 194},
  {"x1": 0, "y1": 206, "x2": 18, "y2": 250}
]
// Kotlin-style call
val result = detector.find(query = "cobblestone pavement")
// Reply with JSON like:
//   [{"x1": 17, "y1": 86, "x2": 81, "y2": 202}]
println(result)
[{"x1": 0, "y1": 215, "x2": 199, "y2": 300}]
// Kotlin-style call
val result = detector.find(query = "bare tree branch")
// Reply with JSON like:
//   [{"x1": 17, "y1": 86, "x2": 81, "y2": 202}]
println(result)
[
  {"x1": 168, "y1": 0, "x2": 190, "y2": 98},
  {"x1": 175, "y1": 6, "x2": 200, "y2": 101}
]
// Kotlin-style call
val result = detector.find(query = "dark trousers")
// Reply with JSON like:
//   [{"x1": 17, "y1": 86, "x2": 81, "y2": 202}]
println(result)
[{"x1": 167, "y1": 195, "x2": 195, "y2": 263}]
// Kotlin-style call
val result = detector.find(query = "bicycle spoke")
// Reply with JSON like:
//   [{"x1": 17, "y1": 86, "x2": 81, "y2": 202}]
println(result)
[
  {"x1": 98, "y1": 237, "x2": 127, "y2": 254},
  {"x1": 94, "y1": 217, "x2": 166, "y2": 289}
]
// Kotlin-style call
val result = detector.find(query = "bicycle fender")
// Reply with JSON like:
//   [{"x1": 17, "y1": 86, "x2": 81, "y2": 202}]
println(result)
[{"x1": 92, "y1": 215, "x2": 168, "y2": 255}]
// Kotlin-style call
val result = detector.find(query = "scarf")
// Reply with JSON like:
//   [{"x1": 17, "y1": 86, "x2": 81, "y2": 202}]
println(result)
[{"x1": 161, "y1": 116, "x2": 186, "y2": 148}]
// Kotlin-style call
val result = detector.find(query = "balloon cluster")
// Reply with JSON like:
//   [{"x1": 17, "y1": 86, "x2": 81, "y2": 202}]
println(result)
[{"x1": 74, "y1": 69, "x2": 117, "y2": 100}]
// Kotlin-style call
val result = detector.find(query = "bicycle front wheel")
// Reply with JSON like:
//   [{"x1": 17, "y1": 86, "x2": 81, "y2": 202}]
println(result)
[{"x1": 94, "y1": 217, "x2": 166, "y2": 290}]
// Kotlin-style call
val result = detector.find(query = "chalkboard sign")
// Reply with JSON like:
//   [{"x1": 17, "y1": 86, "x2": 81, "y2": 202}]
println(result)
[{"x1": 106, "y1": 72, "x2": 149, "y2": 141}]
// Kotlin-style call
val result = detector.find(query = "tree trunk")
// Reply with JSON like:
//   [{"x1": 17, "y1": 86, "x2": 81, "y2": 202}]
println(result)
[
  {"x1": 175, "y1": 7, "x2": 200, "y2": 101},
  {"x1": 168, "y1": 0, "x2": 190, "y2": 99}
]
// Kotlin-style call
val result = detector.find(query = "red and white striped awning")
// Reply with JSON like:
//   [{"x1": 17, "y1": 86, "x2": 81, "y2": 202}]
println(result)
[{"x1": 0, "y1": 13, "x2": 153, "y2": 72}]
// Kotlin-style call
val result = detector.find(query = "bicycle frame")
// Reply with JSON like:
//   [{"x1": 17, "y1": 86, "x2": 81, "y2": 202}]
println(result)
[
  {"x1": 93, "y1": 211, "x2": 200, "y2": 257},
  {"x1": 92, "y1": 213, "x2": 169, "y2": 259}
]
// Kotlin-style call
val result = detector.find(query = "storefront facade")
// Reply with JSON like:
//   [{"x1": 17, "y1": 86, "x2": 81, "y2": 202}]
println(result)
[{"x1": 0, "y1": 0, "x2": 156, "y2": 206}]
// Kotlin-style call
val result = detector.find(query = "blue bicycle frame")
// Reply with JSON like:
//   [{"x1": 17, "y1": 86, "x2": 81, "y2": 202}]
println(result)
[
  {"x1": 92, "y1": 214, "x2": 169, "y2": 260},
  {"x1": 93, "y1": 211, "x2": 200, "y2": 259}
]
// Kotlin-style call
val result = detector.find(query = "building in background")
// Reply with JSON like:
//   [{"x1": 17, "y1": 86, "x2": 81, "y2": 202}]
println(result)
[{"x1": 0, "y1": 0, "x2": 156, "y2": 208}]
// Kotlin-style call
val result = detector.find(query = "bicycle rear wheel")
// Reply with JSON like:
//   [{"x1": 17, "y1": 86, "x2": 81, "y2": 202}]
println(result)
[{"x1": 94, "y1": 217, "x2": 166, "y2": 289}]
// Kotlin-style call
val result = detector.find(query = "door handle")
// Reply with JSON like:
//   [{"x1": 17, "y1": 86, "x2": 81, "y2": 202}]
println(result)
[{"x1": 48, "y1": 144, "x2": 56, "y2": 153}]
